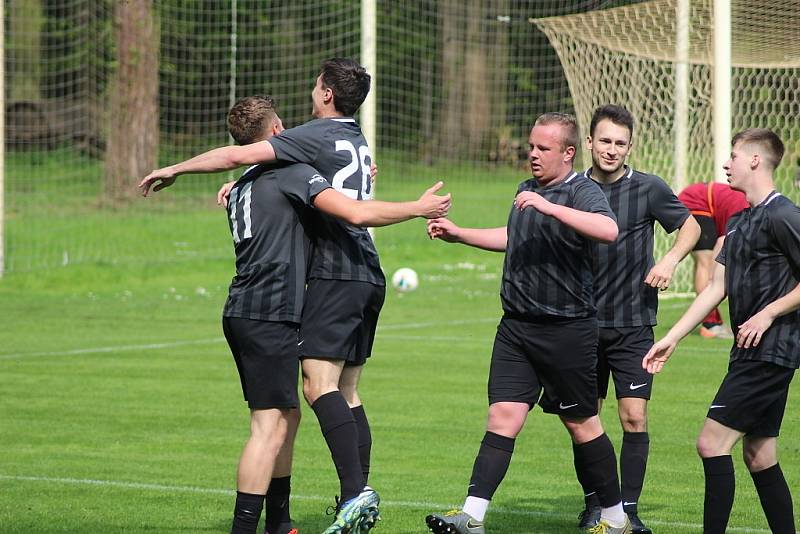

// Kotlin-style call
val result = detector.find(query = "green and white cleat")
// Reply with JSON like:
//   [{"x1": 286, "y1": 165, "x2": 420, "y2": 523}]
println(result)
[
  {"x1": 322, "y1": 487, "x2": 380, "y2": 534},
  {"x1": 425, "y1": 510, "x2": 485, "y2": 534}
]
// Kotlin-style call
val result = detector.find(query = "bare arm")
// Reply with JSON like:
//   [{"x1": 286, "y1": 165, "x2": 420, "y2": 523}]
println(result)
[
  {"x1": 643, "y1": 261, "x2": 727, "y2": 373},
  {"x1": 645, "y1": 215, "x2": 701, "y2": 290},
  {"x1": 313, "y1": 182, "x2": 450, "y2": 227},
  {"x1": 427, "y1": 218, "x2": 507, "y2": 252},
  {"x1": 514, "y1": 192, "x2": 618, "y2": 243},
  {"x1": 139, "y1": 141, "x2": 276, "y2": 196}
]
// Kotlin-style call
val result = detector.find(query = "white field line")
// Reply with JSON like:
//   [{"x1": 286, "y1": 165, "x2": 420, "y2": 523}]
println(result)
[
  {"x1": 0, "y1": 318, "x2": 498, "y2": 361},
  {"x1": 1, "y1": 315, "x2": 735, "y2": 361},
  {"x1": 0, "y1": 474, "x2": 771, "y2": 533}
]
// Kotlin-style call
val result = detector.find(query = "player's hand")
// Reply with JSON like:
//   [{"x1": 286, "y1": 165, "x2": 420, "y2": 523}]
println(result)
[
  {"x1": 514, "y1": 191, "x2": 554, "y2": 215},
  {"x1": 370, "y1": 162, "x2": 378, "y2": 185},
  {"x1": 644, "y1": 258, "x2": 677, "y2": 290},
  {"x1": 427, "y1": 217, "x2": 461, "y2": 243},
  {"x1": 139, "y1": 167, "x2": 177, "y2": 196},
  {"x1": 417, "y1": 181, "x2": 451, "y2": 219},
  {"x1": 217, "y1": 181, "x2": 235, "y2": 207},
  {"x1": 736, "y1": 308, "x2": 775, "y2": 349},
  {"x1": 642, "y1": 336, "x2": 678, "y2": 374}
]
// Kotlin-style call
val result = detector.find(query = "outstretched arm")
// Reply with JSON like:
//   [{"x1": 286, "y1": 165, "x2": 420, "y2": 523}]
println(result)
[
  {"x1": 514, "y1": 192, "x2": 618, "y2": 243},
  {"x1": 645, "y1": 215, "x2": 701, "y2": 290},
  {"x1": 643, "y1": 261, "x2": 727, "y2": 373},
  {"x1": 427, "y1": 218, "x2": 507, "y2": 252},
  {"x1": 139, "y1": 141, "x2": 276, "y2": 196},
  {"x1": 313, "y1": 181, "x2": 451, "y2": 227}
]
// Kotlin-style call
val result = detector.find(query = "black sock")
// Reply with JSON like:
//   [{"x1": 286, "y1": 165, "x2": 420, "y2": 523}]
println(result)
[
  {"x1": 574, "y1": 433, "x2": 621, "y2": 508},
  {"x1": 702, "y1": 455, "x2": 735, "y2": 534},
  {"x1": 312, "y1": 391, "x2": 363, "y2": 501},
  {"x1": 351, "y1": 405, "x2": 372, "y2": 483},
  {"x1": 621, "y1": 431, "x2": 649, "y2": 514},
  {"x1": 264, "y1": 476, "x2": 291, "y2": 534},
  {"x1": 467, "y1": 431, "x2": 516, "y2": 500},
  {"x1": 231, "y1": 491, "x2": 265, "y2": 534},
  {"x1": 750, "y1": 464, "x2": 796, "y2": 533},
  {"x1": 572, "y1": 442, "x2": 601, "y2": 508}
]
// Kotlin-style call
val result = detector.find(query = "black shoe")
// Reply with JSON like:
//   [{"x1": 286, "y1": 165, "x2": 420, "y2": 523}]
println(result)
[
  {"x1": 577, "y1": 505, "x2": 602, "y2": 530},
  {"x1": 629, "y1": 513, "x2": 653, "y2": 534}
]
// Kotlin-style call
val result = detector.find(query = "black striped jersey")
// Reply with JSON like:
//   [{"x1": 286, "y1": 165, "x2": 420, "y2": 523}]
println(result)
[
  {"x1": 717, "y1": 191, "x2": 800, "y2": 369},
  {"x1": 268, "y1": 118, "x2": 385, "y2": 286},
  {"x1": 587, "y1": 167, "x2": 690, "y2": 327},
  {"x1": 222, "y1": 162, "x2": 331, "y2": 323},
  {"x1": 501, "y1": 171, "x2": 616, "y2": 318}
]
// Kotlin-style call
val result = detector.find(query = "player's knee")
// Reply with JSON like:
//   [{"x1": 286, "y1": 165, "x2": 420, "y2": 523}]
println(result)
[
  {"x1": 742, "y1": 446, "x2": 776, "y2": 472},
  {"x1": 486, "y1": 404, "x2": 526, "y2": 437},
  {"x1": 696, "y1": 434, "x2": 721, "y2": 458},
  {"x1": 620, "y1": 411, "x2": 647, "y2": 432}
]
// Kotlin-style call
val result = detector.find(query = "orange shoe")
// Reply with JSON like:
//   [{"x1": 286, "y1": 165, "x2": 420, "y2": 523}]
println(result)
[{"x1": 699, "y1": 324, "x2": 734, "y2": 339}]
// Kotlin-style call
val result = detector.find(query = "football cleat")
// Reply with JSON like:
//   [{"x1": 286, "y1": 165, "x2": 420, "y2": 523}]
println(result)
[
  {"x1": 578, "y1": 505, "x2": 602, "y2": 531},
  {"x1": 587, "y1": 516, "x2": 633, "y2": 534},
  {"x1": 322, "y1": 487, "x2": 380, "y2": 534},
  {"x1": 425, "y1": 510, "x2": 485, "y2": 534},
  {"x1": 628, "y1": 514, "x2": 652, "y2": 534}
]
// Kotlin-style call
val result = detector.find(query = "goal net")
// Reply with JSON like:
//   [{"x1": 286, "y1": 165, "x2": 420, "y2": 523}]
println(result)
[{"x1": 533, "y1": 0, "x2": 800, "y2": 294}]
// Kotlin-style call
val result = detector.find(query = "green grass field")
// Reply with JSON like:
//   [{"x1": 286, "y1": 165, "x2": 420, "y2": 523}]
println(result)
[{"x1": 2, "y1": 157, "x2": 799, "y2": 533}]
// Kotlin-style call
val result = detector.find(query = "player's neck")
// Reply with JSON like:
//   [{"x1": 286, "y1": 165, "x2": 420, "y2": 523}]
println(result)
[
  {"x1": 539, "y1": 167, "x2": 575, "y2": 187},
  {"x1": 314, "y1": 107, "x2": 346, "y2": 119},
  {"x1": 744, "y1": 177, "x2": 776, "y2": 207},
  {"x1": 590, "y1": 164, "x2": 627, "y2": 184}
]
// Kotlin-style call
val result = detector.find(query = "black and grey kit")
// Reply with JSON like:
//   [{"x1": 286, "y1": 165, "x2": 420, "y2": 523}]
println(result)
[
  {"x1": 222, "y1": 162, "x2": 330, "y2": 409},
  {"x1": 710, "y1": 191, "x2": 800, "y2": 434},
  {"x1": 269, "y1": 117, "x2": 385, "y2": 286}
]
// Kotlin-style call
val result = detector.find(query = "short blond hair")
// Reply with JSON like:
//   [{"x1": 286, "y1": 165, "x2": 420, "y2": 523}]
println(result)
[
  {"x1": 534, "y1": 112, "x2": 579, "y2": 158},
  {"x1": 732, "y1": 128, "x2": 785, "y2": 170}
]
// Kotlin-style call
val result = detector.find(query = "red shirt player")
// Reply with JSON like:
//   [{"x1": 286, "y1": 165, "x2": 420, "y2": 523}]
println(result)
[{"x1": 678, "y1": 182, "x2": 749, "y2": 338}]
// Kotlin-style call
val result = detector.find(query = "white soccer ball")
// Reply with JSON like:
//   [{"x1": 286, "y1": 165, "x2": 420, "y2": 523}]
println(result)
[{"x1": 391, "y1": 267, "x2": 419, "y2": 292}]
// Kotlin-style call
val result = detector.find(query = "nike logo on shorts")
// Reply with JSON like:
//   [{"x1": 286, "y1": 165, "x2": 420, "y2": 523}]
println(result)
[
  {"x1": 559, "y1": 402, "x2": 578, "y2": 410},
  {"x1": 709, "y1": 404, "x2": 726, "y2": 409},
  {"x1": 623, "y1": 501, "x2": 637, "y2": 506},
  {"x1": 297, "y1": 340, "x2": 304, "y2": 346},
  {"x1": 629, "y1": 382, "x2": 647, "y2": 390}
]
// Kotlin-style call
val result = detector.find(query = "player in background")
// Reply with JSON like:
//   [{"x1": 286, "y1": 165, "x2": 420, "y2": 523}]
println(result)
[
  {"x1": 575, "y1": 105, "x2": 700, "y2": 533},
  {"x1": 140, "y1": 78, "x2": 450, "y2": 533},
  {"x1": 677, "y1": 182, "x2": 749, "y2": 339},
  {"x1": 425, "y1": 113, "x2": 633, "y2": 534},
  {"x1": 643, "y1": 128, "x2": 797, "y2": 534}
]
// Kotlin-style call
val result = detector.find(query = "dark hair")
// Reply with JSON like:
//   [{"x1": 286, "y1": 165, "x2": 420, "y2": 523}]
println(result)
[
  {"x1": 227, "y1": 95, "x2": 278, "y2": 145},
  {"x1": 319, "y1": 58, "x2": 371, "y2": 116},
  {"x1": 731, "y1": 128, "x2": 785, "y2": 170},
  {"x1": 590, "y1": 104, "x2": 635, "y2": 138},
  {"x1": 534, "y1": 112, "x2": 579, "y2": 157}
]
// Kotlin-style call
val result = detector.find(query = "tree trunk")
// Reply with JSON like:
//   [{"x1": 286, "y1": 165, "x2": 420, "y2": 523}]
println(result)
[
  {"x1": 436, "y1": 0, "x2": 464, "y2": 159},
  {"x1": 7, "y1": 0, "x2": 43, "y2": 102},
  {"x1": 104, "y1": 0, "x2": 159, "y2": 203}
]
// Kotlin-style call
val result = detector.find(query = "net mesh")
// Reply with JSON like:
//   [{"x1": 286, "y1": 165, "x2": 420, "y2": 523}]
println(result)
[
  {"x1": 3, "y1": 0, "x2": 798, "y2": 291},
  {"x1": 534, "y1": 0, "x2": 800, "y2": 293}
]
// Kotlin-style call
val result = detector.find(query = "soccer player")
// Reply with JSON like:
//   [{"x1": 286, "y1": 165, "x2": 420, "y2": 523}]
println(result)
[
  {"x1": 155, "y1": 94, "x2": 448, "y2": 534},
  {"x1": 140, "y1": 59, "x2": 450, "y2": 533},
  {"x1": 575, "y1": 105, "x2": 701, "y2": 533},
  {"x1": 677, "y1": 182, "x2": 749, "y2": 339},
  {"x1": 643, "y1": 128, "x2": 798, "y2": 534},
  {"x1": 425, "y1": 113, "x2": 633, "y2": 534}
]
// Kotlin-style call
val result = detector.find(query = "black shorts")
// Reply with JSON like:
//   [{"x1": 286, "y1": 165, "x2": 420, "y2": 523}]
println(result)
[
  {"x1": 693, "y1": 215, "x2": 717, "y2": 251},
  {"x1": 488, "y1": 315, "x2": 599, "y2": 418},
  {"x1": 222, "y1": 317, "x2": 300, "y2": 410},
  {"x1": 597, "y1": 326, "x2": 654, "y2": 400},
  {"x1": 300, "y1": 279, "x2": 385, "y2": 366},
  {"x1": 707, "y1": 359, "x2": 795, "y2": 437}
]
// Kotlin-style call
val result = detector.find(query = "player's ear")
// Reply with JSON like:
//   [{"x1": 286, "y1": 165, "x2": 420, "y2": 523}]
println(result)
[
  {"x1": 585, "y1": 135, "x2": 593, "y2": 150},
  {"x1": 751, "y1": 153, "x2": 761, "y2": 170},
  {"x1": 564, "y1": 144, "x2": 576, "y2": 162}
]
